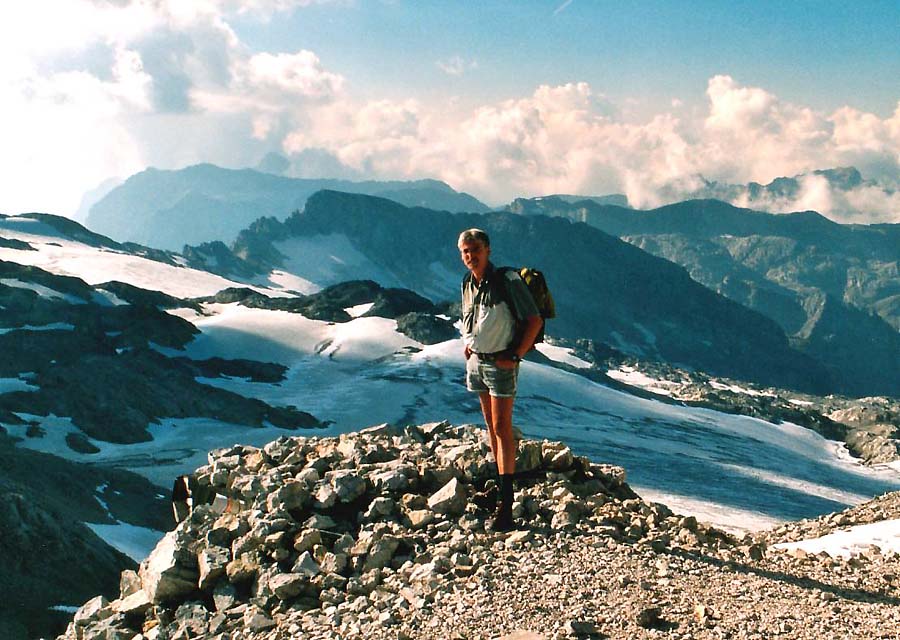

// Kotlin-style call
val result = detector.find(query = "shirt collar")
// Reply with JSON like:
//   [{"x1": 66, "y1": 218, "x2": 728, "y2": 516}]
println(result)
[{"x1": 476, "y1": 261, "x2": 496, "y2": 286}]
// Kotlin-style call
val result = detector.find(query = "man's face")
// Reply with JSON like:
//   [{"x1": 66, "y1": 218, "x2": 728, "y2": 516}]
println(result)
[{"x1": 459, "y1": 239, "x2": 490, "y2": 275}]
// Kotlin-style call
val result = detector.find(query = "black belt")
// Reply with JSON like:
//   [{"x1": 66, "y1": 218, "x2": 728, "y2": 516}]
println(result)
[{"x1": 474, "y1": 351, "x2": 507, "y2": 360}]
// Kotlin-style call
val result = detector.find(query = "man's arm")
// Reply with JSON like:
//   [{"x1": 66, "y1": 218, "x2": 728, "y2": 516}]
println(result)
[
  {"x1": 515, "y1": 315, "x2": 543, "y2": 359},
  {"x1": 497, "y1": 314, "x2": 542, "y2": 367}
]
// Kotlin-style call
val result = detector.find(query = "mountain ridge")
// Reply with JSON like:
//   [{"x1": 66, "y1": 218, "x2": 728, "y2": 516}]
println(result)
[
  {"x1": 85, "y1": 164, "x2": 491, "y2": 250},
  {"x1": 505, "y1": 196, "x2": 900, "y2": 397},
  {"x1": 184, "y1": 190, "x2": 837, "y2": 395}
]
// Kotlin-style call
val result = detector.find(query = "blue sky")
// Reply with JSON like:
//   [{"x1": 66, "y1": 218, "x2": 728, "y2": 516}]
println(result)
[
  {"x1": 235, "y1": 1, "x2": 900, "y2": 116},
  {"x1": 0, "y1": 0, "x2": 898, "y2": 221}
]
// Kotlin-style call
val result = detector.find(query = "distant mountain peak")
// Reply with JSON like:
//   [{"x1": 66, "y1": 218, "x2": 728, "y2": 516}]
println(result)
[{"x1": 85, "y1": 163, "x2": 490, "y2": 251}]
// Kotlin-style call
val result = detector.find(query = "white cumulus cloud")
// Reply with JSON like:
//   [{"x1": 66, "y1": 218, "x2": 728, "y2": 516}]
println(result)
[
  {"x1": 278, "y1": 75, "x2": 899, "y2": 221},
  {"x1": 2, "y1": 2, "x2": 898, "y2": 225}
]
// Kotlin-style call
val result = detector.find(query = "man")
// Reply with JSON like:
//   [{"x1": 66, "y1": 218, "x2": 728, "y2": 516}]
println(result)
[{"x1": 458, "y1": 228, "x2": 543, "y2": 531}]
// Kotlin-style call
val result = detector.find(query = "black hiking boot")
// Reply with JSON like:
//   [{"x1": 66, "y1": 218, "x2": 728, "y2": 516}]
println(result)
[
  {"x1": 472, "y1": 484, "x2": 499, "y2": 512},
  {"x1": 489, "y1": 501, "x2": 514, "y2": 532}
]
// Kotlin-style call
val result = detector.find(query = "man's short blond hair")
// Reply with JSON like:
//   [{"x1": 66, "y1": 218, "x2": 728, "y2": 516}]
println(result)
[{"x1": 458, "y1": 228, "x2": 490, "y2": 248}]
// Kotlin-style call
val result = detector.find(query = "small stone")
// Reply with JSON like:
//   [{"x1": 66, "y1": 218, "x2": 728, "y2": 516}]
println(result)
[
  {"x1": 212, "y1": 581, "x2": 237, "y2": 612},
  {"x1": 292, "y1": 551, "x2": 322, "y2": 577},
  {"x1": 505, "y1": 530, "x2": 534, "y2": 547},
  {"x1": 333, "y1": 470, "x2": 368, "y2": 502},
  {"x1": 314, "y1": 484, "x2": 338, "y2": 509},
  {"x1": 745, "y1": 543, "x2": 766, "y2": 561},
  {"x1": 73, "y1": 595, "x2": 112, "y2": 626},
  {"x1": 174, "y1": 602, "x2": 209, "y2": 636},
  {"x1": 408, "y1": 509, "x2": 435, "y2": 530},
  {"x1": 363, "y1": 535, "x2": 400, "y2": 572},
  {"x1": 225, "y1": 553, "x2": 259, "y2": 584},
  {"x1": 118, "y1": 570, "x2": 142, "y2": 599},
  {"x1": 304, "y1": 514, "x2": 338, "y2": 530},
  {"x1": 111, "y1": 590, "x2": 151, "y2": 616},
  {"x1": 197, "y1": 545, "x2": 230, "y2": 591},
  {"x1": 694, "y1": 603, "x2": 721, "y2": 623},
  {"x1": 139, "y1": 531, "x2": 199, "y2": 603},
  {"x1": 378, "y1": 610, "x2": 396, "y2": 626},
  {"x1": 427, "y1": 477, "x2": 466, "y2": 516},
  {"x1": 655, "y1": 558, "x2": 670, "y2": 577},
  {"x1": 244, "y1": 606, "x2": 276, "y2": 632},
  {"x1": 364, "y1": 496, "x2": 396, "y2": 519},
  {"x1": 564, "y1": 620, "x2": 601, "y2": 635},
  {"x1": 269, "y1": 573, "x2": 307, "y2": 600},
  {"x1": 637, "y1": 606, "x2": 663, "y2": 629},
  {"x1": 293, "y1": 528, "x2": 323, "y2": 553}
]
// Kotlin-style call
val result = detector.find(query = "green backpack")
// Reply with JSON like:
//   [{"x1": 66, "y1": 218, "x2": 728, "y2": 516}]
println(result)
[{"x1": 497, "y1": 266, "x2": 556, "y2": 346}]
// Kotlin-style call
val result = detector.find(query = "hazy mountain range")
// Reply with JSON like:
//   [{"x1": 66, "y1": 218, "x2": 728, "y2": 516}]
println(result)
[
  {"x1": 682, "y1": 166, "x2": 888, "y2": 209},
  {"x1": 85, "y1": 164, "x2": 490, "y2": 251},
  {"x1": 649, "y1": 166, "x2": 898, "y2": 222}
]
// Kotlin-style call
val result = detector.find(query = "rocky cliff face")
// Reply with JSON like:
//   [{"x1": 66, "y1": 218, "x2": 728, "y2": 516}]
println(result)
[{"x1": 60, "y1": 422, "x2": 900, "y2": 640}]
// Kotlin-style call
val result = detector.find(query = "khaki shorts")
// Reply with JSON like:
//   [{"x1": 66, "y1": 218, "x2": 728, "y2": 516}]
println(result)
[{"x1": 466, "y1": 354, "x2": 519, "y2": 398}]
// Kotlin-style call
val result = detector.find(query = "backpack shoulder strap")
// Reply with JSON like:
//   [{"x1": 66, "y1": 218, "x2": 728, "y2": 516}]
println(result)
[{"x1": 493, "y1": 266, "x2": 522, "y2": 322}]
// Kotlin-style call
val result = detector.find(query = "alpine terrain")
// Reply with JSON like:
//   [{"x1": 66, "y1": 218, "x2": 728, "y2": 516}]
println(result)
[{"x1": 0, "y1": 195, "x2": 898, "y2": 640}]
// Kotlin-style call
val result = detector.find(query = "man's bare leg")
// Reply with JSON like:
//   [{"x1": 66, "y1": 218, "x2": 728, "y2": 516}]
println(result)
[
  {"x1": 487, "y1": 394, "x2": 516, "y2": 531},
  {"x1": 490, "y1": 395, "x2": 516, "y2": 475},
  {"x1": 478, "y1": 392, "x2": 497, "y2": 463}
]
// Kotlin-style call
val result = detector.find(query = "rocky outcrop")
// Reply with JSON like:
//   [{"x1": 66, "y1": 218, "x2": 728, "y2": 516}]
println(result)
[
  {"x1": 0, "y1": 263, "x2": 322, "y2": 444},
  {"x1": 395, "y1": 312, "x2": 458, "y2": 345},
  {"x1": 62, "y1": 421, "x2": 739, "y2": 640},
  {"x1": 197, "y1": 280, "x2": 451, "y2": 343},
  {"x1": 0, "y1": 341, "x2": 320, "y2": 444},
  {"x1": 0, "y1": 236, "x2": 34, "y2": 250},
  {"x1": 61, "y1": 422, "x2": 900, "y2": 640}
]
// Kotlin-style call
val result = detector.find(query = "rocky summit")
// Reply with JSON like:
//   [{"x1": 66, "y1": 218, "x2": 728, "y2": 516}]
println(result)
[{"x1": 62, "y1": 422, "x2": 900, "y2": 640}]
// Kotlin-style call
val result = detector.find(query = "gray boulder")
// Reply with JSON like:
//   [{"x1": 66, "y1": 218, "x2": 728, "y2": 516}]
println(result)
[
  {"x1": 427, "y1": 478, "x2": 466, "y2": 516},
  {"x1": 138, "y1": 530, "x2": 199, "y2": 603}
]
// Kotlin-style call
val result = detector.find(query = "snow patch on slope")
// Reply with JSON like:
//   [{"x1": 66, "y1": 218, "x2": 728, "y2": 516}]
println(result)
[
  {"x1": 0, "y1": 229, "x2": 277, "y2": 299},
  {"x1": 606, "y1": 366, "x2": 682, "y2": 396},
  {"x1": 773, "y1": 520, "x2": 900, "y2": 558},
  {"x1": 0, "y1": 278, "x2": 86, "y2": 304},
  {"x1": 274, "y1": 234, "x2": 404, "y2": 290}
]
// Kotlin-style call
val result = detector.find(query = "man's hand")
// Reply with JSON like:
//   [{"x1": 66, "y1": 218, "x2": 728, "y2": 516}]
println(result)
[{"x1": 464, "y1": 345, "x2": 472, "y2": 360}]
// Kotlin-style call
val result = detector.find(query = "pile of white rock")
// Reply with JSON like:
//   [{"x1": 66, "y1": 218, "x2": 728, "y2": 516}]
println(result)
[{"x1": 61, "y1": 421, "x2": 740, "y2": 640}]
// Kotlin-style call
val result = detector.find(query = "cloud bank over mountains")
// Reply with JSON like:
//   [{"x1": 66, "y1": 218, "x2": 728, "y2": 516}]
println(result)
[{"x1": 2, "y1": 0, "x2": 898, "y2": 222}]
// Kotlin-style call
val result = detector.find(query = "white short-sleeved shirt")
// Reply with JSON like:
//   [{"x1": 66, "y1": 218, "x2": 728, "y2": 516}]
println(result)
[{"x1": 461, "y1": 263, "x2": 539, "y2": 354}]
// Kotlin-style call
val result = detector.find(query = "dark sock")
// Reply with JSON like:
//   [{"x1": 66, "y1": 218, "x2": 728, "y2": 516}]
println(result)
[{"x1": 500, "y1": 474, "x2": 514, "y2": 509}]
